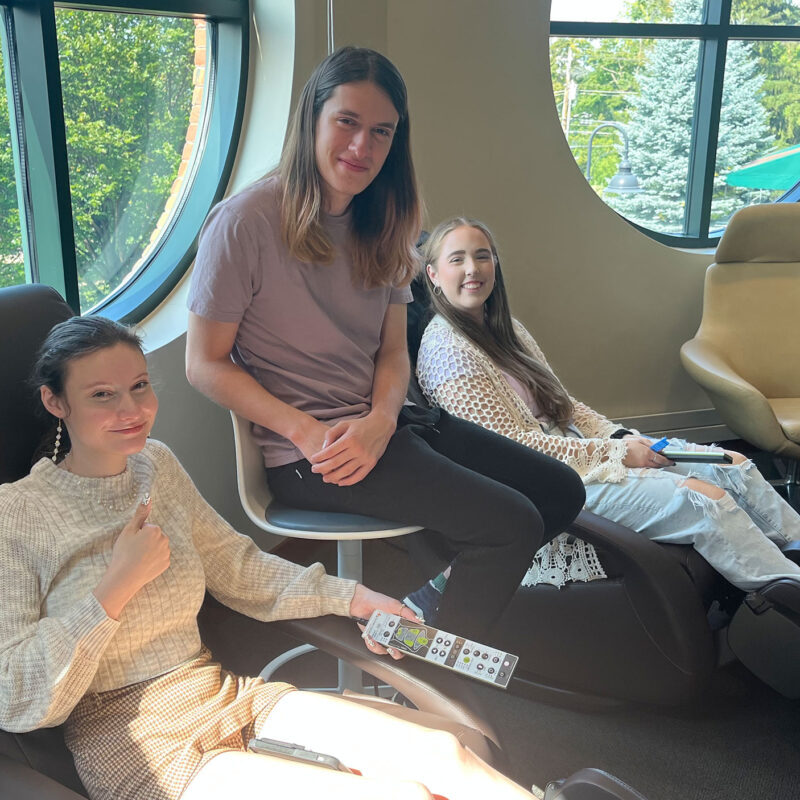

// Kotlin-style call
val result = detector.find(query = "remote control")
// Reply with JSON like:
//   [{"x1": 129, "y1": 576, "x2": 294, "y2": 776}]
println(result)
[
  {"x1": 659, "y1": 449, "x2": 732, "y2": 463},
  {"x1": 650, "y1": 438, "x2": 732, "y2": 464},
  {"x1": 361, "y1": 610, "x2": 518, "y2": 689}
]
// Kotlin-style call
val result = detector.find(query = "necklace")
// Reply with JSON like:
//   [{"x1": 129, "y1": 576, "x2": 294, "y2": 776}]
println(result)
[{"x1": 57, "y1": 454, "x2": 142, "y2": 513}]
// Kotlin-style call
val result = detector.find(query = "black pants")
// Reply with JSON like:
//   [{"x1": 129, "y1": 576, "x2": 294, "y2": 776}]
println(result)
[{"x1": 267, "y1": 407, "x2": 585, "y2": 639}]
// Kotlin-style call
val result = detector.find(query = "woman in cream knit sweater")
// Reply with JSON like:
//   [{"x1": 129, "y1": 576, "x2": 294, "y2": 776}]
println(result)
[
  {"x1": 0, "y1": 315, "x2": 537, "y2": 800},
  {"x1": 416, "y1": 217, "x2": 800, "y2": 597}
]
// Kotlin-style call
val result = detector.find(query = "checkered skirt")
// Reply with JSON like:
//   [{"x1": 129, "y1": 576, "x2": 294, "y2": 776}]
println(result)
[{"x1": 64, "y1": 648, "x2": 294, "y2": 800}]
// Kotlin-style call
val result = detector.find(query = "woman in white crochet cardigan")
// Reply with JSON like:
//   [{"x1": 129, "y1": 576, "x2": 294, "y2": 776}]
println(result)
[{"x1": 416, "y1": 217, "x2": 800, "y2": 596}]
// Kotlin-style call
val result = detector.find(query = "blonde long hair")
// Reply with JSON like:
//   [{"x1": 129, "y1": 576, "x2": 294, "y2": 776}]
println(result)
[
  {"x1": 278, "y1": 47, "x2": 421, "y2": 289},
  {"x1": 423, "y1": 218, "x2": 574, "y2": 427}
]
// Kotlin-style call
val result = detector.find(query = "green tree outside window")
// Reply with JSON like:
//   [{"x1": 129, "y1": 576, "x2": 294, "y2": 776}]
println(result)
[{"x1": 56, "y1": 10, "x2": 196, "y2": 311}]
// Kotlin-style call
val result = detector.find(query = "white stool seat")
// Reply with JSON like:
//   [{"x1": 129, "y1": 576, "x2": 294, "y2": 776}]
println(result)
[{"x1": 230, "y1": 411, "x2": 421, "y2": 691}]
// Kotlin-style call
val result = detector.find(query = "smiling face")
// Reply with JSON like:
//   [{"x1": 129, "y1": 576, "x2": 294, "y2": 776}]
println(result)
[
  {"x1": 426, "y1": 225, "x2": 497, "y2": 324},
  {"x1": 41, "y1": 342, "x2": 158, "y2": 477},
  {"x1": 314, "y1": 80, "x2": 399, "y2": 215}
]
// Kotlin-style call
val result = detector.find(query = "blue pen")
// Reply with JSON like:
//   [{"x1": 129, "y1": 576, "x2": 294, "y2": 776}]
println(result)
[{"x1": 650, "y1": 437, "x2": 669, "y2": 453}]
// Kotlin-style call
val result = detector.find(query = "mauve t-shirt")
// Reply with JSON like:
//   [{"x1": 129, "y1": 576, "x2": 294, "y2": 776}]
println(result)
[{"x1": 188, "y1": 176, "x2": 413, "y2": 467}]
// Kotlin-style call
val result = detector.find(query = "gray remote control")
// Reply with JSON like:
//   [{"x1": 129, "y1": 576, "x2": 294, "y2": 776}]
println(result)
[{"x1": 362, "y1": 610, "x2": 518, "y2": 689}]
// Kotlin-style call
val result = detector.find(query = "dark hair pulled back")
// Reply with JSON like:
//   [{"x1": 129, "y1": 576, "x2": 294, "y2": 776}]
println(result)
[{"x1": 30, "y1": 316, "x2": 143, "y2": 462}]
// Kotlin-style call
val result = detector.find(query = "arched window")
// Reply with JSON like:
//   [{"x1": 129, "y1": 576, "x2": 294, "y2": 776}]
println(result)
[
  {"x1": 550, "y1": 0, "x2": 800, "y2": 246},
  {"x1": 0, "y1": 0, "x2": 248, "y2": 318}
]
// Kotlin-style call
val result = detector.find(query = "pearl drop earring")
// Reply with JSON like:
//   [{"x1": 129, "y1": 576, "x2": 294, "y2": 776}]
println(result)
[{"x1": 52, "y1": 420, "x2": 62, "y2": 463}]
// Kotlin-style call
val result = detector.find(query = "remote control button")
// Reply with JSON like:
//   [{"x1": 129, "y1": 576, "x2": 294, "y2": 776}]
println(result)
[
  {"x1": 436, "y1": 637, "x2": 442, "y2": 643},
  {"x1": 477, "y1": 664, "x2": 484, "y2": 670},
  {"x1": 382, "y1": 631, "x2": 390, "y2": 638},
  {"x1": 462, "y1": 649, "x2": 470, "y2": 655},
  {"x1": 481, "y1": 653, "x2": 488, "y2": 659},
  {"x1": 499, "y1": 671, "x2": 506, "y2": 678},
  {"x1": 488, "y1": 668, "x2": 495, "y2": 674},
  {"x1": 492, "y1": 656, "x2": 499, "y2": 663},
  {"x1": 389, "y1": 621, "x2": 395, "y2": 627},
  {"x1": 472, "y1": 649, "x2": 479, "y2": 656},
  {"x1": 431, "y1": 648, "x2": 438, "y2": 655},
  {"x1": 503, "y1": 660, "x2": 510, "y2": 667},
  {"x1": 445, "y1": 640, "x2": 451, "y2": 647}
]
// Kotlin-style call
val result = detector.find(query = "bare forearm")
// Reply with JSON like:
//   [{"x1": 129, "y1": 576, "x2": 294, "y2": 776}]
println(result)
[
  {"x1": 370, "y1": 345, "x2": 409, "y2": 423},
  {"x1": 187, "y1": 357, "x2": 316, "y2": 445}
]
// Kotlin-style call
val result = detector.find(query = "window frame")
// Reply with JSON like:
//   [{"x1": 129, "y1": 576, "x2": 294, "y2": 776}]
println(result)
[
  {"x1": 1, "y1": 0, "x2": 249, "y2": 319},
  {"x1": 550, "y1": 0, "x2": 800, "y2": 248}
]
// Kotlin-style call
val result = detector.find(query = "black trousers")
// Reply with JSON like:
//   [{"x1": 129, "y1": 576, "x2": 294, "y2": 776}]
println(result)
[{"x1": 267, "y1": 407, "x2": 585, "y2": 639}]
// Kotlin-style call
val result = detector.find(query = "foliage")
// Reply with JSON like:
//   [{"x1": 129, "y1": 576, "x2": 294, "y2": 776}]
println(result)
[
  {"x1": 551, "y1": 37, "x2": 647, "y2": 188},
  {"x1": 57, "y1": 10, "x2": 195, "y2": 310},
  {"x1": 549, "y1": 1, "x2": 675, "y2": 189},
  {"x1": 550, "y1": 0, "x2": 799, "y2": 235},
  {"x1": 612, "y1": 0, "x2": 771, "y2": 231},
  {"x1": 626, "y1": 0, "x2": 675, "y2": 23},
  {"x1": 0, "y1": 11, "x2": 195, "y2": 310},
  {"x1": 733, "y1": 0, "x2": 800, "y2": 148}
]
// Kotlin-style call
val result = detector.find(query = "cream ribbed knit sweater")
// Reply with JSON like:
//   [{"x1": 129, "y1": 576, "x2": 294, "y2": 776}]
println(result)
[{"x1": 0, "y1": 440, "x2": 355, "y2": 733}]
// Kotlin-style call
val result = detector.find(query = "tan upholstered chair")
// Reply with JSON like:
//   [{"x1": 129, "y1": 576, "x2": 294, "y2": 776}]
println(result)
[{"x1": 681, "y1": 204, "x2": 800, "y2": 486}]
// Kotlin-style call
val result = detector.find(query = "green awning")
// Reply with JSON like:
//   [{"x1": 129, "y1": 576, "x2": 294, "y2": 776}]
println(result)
[{"x1": 725, "y1": 143, "x2": 800, "y2": 191}]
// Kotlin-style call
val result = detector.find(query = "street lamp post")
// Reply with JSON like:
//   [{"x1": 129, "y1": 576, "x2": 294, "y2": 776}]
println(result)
[{"x1": 585, "y1": 122, "x2": 643, "y2": 194}]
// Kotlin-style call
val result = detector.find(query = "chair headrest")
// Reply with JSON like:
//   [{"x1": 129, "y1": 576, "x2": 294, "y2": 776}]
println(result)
[
  {"x1": 715, "y1": 204, "x2": 800, "y2": 264},
  {"x1": 406, "y1": 272, "x2": 432, "y2": 368},
  {"x1": 0, "y1": 284, "x2": 73, "y2": 484}
]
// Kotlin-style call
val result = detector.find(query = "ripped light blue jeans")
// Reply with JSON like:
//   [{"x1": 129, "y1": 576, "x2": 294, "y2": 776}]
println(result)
[{"x1": 584, "y1": 440, "x2": 800, "y2": 591}]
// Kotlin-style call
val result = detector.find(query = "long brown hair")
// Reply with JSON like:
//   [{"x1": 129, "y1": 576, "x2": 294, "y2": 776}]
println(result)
[
  {"x1": 423, "y1": 218, "x2": 574, "y2": 427},
  {"x1": 278, "y1": 46, "x2": 421, "y2": 289}
]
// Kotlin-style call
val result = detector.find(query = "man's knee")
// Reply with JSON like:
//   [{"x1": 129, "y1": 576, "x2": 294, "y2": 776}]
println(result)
[
  {"x1": 537, "y1": 465, "x2": 585, "y2": 536},
  {"x1": 556, "y1": 468, "x2": 586, "y2": 525}
]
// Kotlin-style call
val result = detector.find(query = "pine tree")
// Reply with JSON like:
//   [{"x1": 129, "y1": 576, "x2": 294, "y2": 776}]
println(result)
[
  {"x1": 711, "y1": 39, "x2": 775, "y2": 225},
  {"x1": 611, "y1": 0, "x2": 772, "y2": 233}
]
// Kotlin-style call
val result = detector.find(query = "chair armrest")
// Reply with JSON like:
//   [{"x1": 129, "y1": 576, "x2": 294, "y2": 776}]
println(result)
[
  {"x1": 0, "y1": 753, "x2": 86, "y2": 800},
  {"x1": 568, "y1": 510, "x2": 699, "y2": 585},
  {"x1": 197, "y1": 594, "x2": 502, "y2": 748},
  {"x1": 680, "y1": 339, "x2": 786, "y2": 452},
  {"x1": 273, "y1": 615, "x2": 502, "y2": 748}
]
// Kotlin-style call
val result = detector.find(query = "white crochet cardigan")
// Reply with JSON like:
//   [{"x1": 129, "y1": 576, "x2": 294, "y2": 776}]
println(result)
[
  {"x1": 417, "y1": 315, "x2": 636, "y2": 588},
  {"x1": 417, "y1": 315, "x2": 630, "y2": 484}
]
